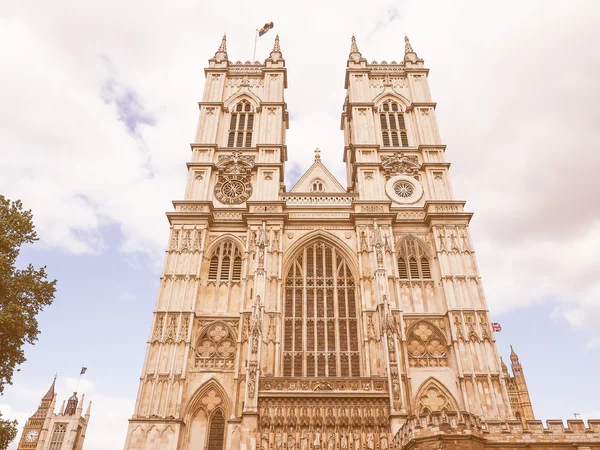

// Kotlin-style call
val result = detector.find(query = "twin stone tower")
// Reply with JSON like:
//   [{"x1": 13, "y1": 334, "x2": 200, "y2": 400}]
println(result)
[{"x1": 113, "y1": 34, "x2": 598, "y2": 450}]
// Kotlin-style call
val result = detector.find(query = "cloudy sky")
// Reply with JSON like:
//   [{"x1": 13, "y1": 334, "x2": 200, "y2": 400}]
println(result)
[{"x1": 1, "y1": 0, "x2": 599, "y2": 448}]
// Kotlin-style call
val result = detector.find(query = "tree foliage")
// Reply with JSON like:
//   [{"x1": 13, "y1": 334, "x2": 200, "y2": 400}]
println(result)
[
  {"x1": 0, "y1": 411, "x2": 17, "y2": 450},
  {"x1": 0, "y1": 196, "x2": 56, "y2": 448}
]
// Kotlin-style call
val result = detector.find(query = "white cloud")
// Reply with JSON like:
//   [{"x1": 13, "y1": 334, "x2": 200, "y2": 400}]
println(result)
[{"x1": 1, "y1": 0, "x2": 600, "y2": 347}]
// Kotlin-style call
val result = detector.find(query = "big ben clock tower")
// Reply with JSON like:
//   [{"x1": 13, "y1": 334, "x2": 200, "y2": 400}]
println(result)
[{"x1": 16, "y1": 377, "x2": 91, "y2": 450}]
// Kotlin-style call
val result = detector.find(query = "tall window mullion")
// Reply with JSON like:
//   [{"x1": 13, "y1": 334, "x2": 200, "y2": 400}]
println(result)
[{"x1": 283, "y1": 242, "x2": 360, "y2": 378}]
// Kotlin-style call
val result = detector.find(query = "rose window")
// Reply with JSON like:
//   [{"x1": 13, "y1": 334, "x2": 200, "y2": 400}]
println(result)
[
  {"x1": 221, "y1": 179, "x2": 245, "y2": 198},
  {"x1": 394, "y1": 181, "x2": 414, "y2": 198}
]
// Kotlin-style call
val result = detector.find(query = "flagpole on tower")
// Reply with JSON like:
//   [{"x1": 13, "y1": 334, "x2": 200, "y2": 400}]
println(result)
[{"x1": 253, "y1": 29, "x2": 258, "y2": 61}]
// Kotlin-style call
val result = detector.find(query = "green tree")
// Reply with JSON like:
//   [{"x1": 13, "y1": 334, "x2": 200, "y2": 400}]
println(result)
[
  {"x1": 0, "y1": 412, "x2": 17, "y2": 450},
  {"x1": 0, "y1": 196, "x2": 56, "y2": 448}
]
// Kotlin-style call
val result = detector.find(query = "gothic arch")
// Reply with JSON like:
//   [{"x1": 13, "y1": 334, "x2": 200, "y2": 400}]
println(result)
[
  {"x1": 203, "y1": 233, "x2": 246, "y2": 257},
  {"x1": 413, "y1": 377, "x2": 460, "y2": 415},
  {"x1": 283, "y1": 230, "x2": 359, "y2": 278},
  {"x1": 282, "y1": 235, "x2": 362, "y2": 377},
  {"x1": 373, "y1": 92, "x2": 411, "y2": 110},
  {"x1": 183, "y1": 380, "x2": 230, "y2": 450},
  {"x1": 223, "y1": 92, "x2": 261, "y2": 111},
  {"x1": 395, "y1": 234, "x2": 432, "y2": 258},
  {"x1": 184, "y1": 379, "x2": 231, "y2": 421}
]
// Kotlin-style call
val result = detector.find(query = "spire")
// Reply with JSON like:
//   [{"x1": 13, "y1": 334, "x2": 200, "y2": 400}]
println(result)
[
  {"x1": 267, "y1": 34, "x2": 283, "y2": 63},
  {"x1": 85, "y1": 400, "x2": 92, "y2": 418},
  {"x1": 212, "y1": 34, "x2": 228, "y2": 64},
  {"x1": 350, "y1": 34, "x2": 359, "y2": 53},
  {"x1": 404, "y1": 34, "x2": 419, "y2": 62},
  {"x1": 60, "y1": 400, "x2": 66, "y2": 415},
  {"x1": 510, "y1": 344, "x2": 519, "y2": 361},
  {"x1": 348, "y1": 34, "x2": 365, "y2": 64},
  {"x1": 42, "y1": 376, "x2": 56, "y2": 401},
  {"x1": 500, "y1": 357, "x2": 509, "y2": 375},
  {"x1": 218, "y1": 34, "x2": 227, "y2": 53}
]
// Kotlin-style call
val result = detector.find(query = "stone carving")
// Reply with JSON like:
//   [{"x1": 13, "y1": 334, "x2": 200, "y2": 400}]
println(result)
[
  {"x1": 283, "y1": 195, "x2": 354, "y2": 206},
  {"x1": 214, "y1": 151, "x2": 255, "y2": 205},
  {"x1": 260, "y1": 378, "x2": 386, "y2": 393},
  {"x1": 195, "y1": 322, "x2": 236, "y2": 369},
  {"x1": 381, "y1": 153, "x2": 420, "y2": 178},
  {"x1": 301, "y1": 430, "x2": 309, "y2": 450},
  {"x1": 361, "y1": 205, "x2": 385, "y2": 213},
  {"x1": 201, "y1": 390, "x2": 222, "y2": 412},
  {"x1": 152, "y1": 314, "x2": 164, "y2": 342},
  {"x1": 314, "y1": 429, "x2": 322, "y2": 450},
  {"x1": 406, "y1": 322, "x2": 448, "y2": 367},
  {"x1": 169, "y1": 230, "x2": 179, "y2": 251},
  {"x1": 248, "y1": 362, "x2": 257, "y2": 399}
]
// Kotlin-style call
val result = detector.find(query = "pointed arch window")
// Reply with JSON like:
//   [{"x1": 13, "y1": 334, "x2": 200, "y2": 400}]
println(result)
[
  {"x1": 283, "y1": 241, "x2": 361, "y2": 377},
  {"x1": 228, "y1": 100, "x2": 254, "y2": 148},
  {"x1": 207, "y1": 409, "x2": 226, "y2": 450},
  {"x1": 208, "y1": 241, "x2": 243, "y2": 282},
  {"x1": 379, "y1": 100, "x2": 409, "y2": 148},
  {"x1": 49, "y1": 423, "x2": 67, "y2": 450},
  {"x1": 397, "y1": 237, "x2": 432, "y2": 281}
]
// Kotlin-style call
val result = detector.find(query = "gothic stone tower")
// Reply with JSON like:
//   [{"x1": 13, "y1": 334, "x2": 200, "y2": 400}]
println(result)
[
  {"x1": 16, "y1": 378, "x2": 91, "y2": 450},
  {"x1": 121, "y1": 34, "x2": 597, "y2": 450}
]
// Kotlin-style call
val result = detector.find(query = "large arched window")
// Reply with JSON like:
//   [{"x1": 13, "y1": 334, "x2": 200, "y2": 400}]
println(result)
[
  {"x1": 227, "y1": 100, "x2": 254, "y2": 148},
  {"x1": 397, "y1": 237, "x2": 432, "y2": 282},
  {"x1": 379, "y1": 100, "x2": 409, "y2": 148},
  {"x1": 207, "y1": 409, "x2": 226, "y2": 450},
  {"x1": 283, "y1": 241, "x2": 360, "y2": 377},
  {"x1": 208, "y1": 241, "x2": 243, "y2": 282},
  {"x1": 49, "y1": 423, "x2": 67, "y2": 450}
]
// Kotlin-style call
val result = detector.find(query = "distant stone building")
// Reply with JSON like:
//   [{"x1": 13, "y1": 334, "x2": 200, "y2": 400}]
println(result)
[
  {"x1": 16, "y1": 378, "x2": 91, "y2": 450},
  {"x1": 120, "y1": 34, "x2": 600, "y2": 450}
]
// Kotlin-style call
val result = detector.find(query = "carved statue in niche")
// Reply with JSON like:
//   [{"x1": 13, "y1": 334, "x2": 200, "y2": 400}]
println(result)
[
  {"x1": 341, "y1": 431, "x2": 348, "y2": 450},
  {"x1": 288, "y1": 430, "x2": 296, "y2": 450},
  {"x1": 381, "y1": 436, "x2": 388, "y2": 450},
  {"x1": 314, "y1": 429, "x2": 322, "y2": 450},
  {"x1": 327, "y1": 433, "x2": 335, "y2": 450},
  {"x1": 261, "y1": 435, "x2": 269, "y2": 450},
  {"x1": 366, "y1": 432, "x2": 375, "y2": 450},
  {"x1": 353, "y1": 431, "x2": 361, "y2": 450},
  {"x1": 271, "y1": 229, "x2": 280, "y2": 252},
  {"x1": 360, "y1": 230, "x2": 369, "y2": 252},
  {"x1": 276, "y1": 432, "x2": 283, "y2": 450},
  {"x1": 300, "y1": 430, "x2": 309, "y2": 450}
]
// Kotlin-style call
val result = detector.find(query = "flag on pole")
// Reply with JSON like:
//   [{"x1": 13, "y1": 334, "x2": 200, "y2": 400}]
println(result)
[
  {"x1": 258, "y1": 22, "x2": 274, "y2": 37},
  {"x1": 80, "y1": 366, "x2": 87, "y2": 375},
  {"x1": 491, "y1": 323, "x2": 502, "y2": 332}
]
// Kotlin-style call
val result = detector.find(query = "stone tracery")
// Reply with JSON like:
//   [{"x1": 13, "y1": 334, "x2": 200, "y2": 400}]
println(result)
[{"x1": 195, "y1": 322, "x2": 237, "y2": 369}]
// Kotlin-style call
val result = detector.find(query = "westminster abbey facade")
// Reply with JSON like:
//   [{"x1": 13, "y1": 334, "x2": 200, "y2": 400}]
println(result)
[{"x1": 122, "y1": 35, "x2": 600, "y2": 450}]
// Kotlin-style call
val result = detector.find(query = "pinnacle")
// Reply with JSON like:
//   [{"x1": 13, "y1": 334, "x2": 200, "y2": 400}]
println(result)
[
  {"x1": 218, "y1": 34, "x2": 227, "y2": 53},
  {"x1": 350, "y1": 34, "x2": 360, "y2": 54},
  {"x1": 404, "y1": 34, "x2": 414, "y2": 54},
  {"x1": 272, "y1": 34, "x2": 281, "y2": 53}
]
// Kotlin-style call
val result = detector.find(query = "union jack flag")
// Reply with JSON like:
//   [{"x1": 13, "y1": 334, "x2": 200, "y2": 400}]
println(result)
[{"x1": 491, "y1": 323, "x2": 502, "y2": 332}]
